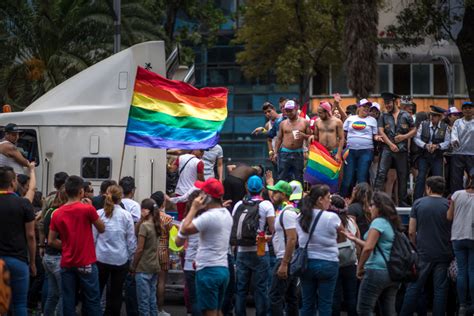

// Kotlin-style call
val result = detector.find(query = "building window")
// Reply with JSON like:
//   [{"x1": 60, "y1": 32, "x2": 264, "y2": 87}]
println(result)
[
  {"x1": 412, "y1": 64, "x2": 431, "y2": 95},
  {"x1": 312, "y1": 66, "x2": 329, "y2": 95},
  {"x1": 376, "y1": 64, "x2": 390, "y2": 94},
  {"x1": 433, "y1": 64, "x2": 448, "y2": 96},
  {"x1": 81, "y1": 158, "x2": 111, "y2": 179},
  {"x1": 454, "y1": 64, "x2": 468, "y2": 95},
  {"x1": 330, "y1": 65, "x2": 350, "y2": 95},
  {"x1": 393, "y1": 64, "x2": 411, "y2": 96}
]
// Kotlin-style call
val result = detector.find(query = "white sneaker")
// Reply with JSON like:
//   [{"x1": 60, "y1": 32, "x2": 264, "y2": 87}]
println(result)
[{"x1": 158, "y1": 310, "x2": 171, "y2": 316}]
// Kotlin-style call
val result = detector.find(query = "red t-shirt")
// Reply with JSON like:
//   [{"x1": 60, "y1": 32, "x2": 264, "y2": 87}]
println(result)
[{"x1": 50, "y1": 202, "x2": 99, "y2": 268}]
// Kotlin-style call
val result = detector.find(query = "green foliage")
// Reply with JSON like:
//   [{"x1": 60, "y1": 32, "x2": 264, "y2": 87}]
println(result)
[{"x1": 234, "y1": 0, "x2": 344, "y2": 100}]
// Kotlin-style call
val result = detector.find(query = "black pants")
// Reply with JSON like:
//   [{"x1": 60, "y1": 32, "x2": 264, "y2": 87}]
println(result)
[
  {"x1": 450, "y1": 154, "x2": 474, "y2": 194},
  {"x1": 374, "y1": 149, "x2": 409, "y2": 206},
  {"x1": 269, "y1": 259, "x2": 299, "y2": 316},
  {"x1": 97, "y1": 261, "x2": 129, "y2": 315}
]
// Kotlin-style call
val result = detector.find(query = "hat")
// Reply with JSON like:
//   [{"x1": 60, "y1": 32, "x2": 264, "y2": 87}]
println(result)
[
  {"x1": 358, "y1": 98, "x2": 372, "y2": 107},
  {"x1": 194, "y1": 178, "x2": 224, "y2": 199},
  {"x1": 430, "y1": 105, "x2": 446, "y2": 116},
  {"x1": 289, "y1": 180, "x2": 303, "y2": 201},
  {"x1": 284, "y1": 100, "x2": 296, "y2": 110},
  {"x1": 370, "y1": 102, "x2": 381, "y2": 112},
  {"x1": 246, "y1": 175, "x2": 263, "y2": 194},
  {"x1": 462, "y1": 101, "x2": 473, "y2": 108},
  {"x1": 400, "y1": 96, "x2": 414, "y2": 105},
  {"x1": 447, "y1": 106, "x2": 462, "y2": 115},
  {"x1": 4, "y1": 123, "x2": 21, "y2": 133},
  {"x1": 319, "y1": 101, "x2": 332, "y2": 116},
  {"x1": 267, "y1": 180, "x2": 292, "y2": 197},
  {"x1": 381, "y1": 92, "x2": 400, "y2": 101}
]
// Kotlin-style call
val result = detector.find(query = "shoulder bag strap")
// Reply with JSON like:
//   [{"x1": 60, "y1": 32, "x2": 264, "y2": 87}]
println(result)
[
  {"x1": 279, "y1": 210, "x2": 287, "y2": 244},
  {"x1": 304, "y1": 210, "x2": 324, "y2": 250},
  {"x1": 179, "y1": 156, "x2": 197, "y2": 175}
]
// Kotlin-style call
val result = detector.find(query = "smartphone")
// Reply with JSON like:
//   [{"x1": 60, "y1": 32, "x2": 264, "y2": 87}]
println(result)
[{"x1": 203, "y1": 193, "x2": 213, "y2": 205}]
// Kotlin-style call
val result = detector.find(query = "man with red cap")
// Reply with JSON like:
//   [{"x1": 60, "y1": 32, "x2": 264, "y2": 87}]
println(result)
[{"x1": 180, "y1": 178, "x2": 233, "y2": 316}]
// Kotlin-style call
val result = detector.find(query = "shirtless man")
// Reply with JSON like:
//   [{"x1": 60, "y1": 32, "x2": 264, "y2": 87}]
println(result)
[
  {"x1": 274, "y1": 100, "x2": 310, "y2": 183},
  {"x1": 310, "y1": 101, "x2": 345, "y2": 162},
  {"x1": 0, "y1": 123, "x2": 30, "y2": 174}
]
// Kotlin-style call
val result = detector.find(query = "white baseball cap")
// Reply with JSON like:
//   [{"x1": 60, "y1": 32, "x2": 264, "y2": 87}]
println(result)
[
  {"x1": 284, "y1": 100, "x2": 296, "y2": 110},
  {"x1": 370, "y1": 102, "x2": 381, "y2": 111},
  {"x1": 358, "y1": 98, "x2": 372, "y2": 107}
]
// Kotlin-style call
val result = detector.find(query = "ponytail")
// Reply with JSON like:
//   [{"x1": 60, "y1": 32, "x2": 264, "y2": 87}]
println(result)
[
  {"x1": 299, "y1": 184, "x2": 330, "y2": 233},
  {"x1": 104, "y1": 185, "x2": 123, "y2": 218},
  {"x1": 141, "y1": 198, "x2": 162, "y2": 237}
]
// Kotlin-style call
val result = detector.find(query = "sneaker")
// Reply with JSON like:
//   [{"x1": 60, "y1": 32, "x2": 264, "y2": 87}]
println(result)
[{"x1": 158, "y1": 310, "x2": 171, "y2": 316}]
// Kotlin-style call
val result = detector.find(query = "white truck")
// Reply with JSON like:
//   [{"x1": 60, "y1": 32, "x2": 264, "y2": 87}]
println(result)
[{"x1": 0, "y1": 41, "x2": 185, "y2": 201}]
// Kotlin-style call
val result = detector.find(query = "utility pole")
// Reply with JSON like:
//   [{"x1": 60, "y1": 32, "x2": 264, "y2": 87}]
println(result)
[
  {"x1": 113, "y1": 0, "x2": 121, "y2": 54},
  {"x1": 434, "y1": 55, "x2": 454, "y2": 106}
]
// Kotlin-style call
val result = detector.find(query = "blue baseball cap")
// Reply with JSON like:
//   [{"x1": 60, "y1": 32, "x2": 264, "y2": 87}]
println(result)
[{"x1": 247, "y1": 175, "x2": 263, "y2": 194}]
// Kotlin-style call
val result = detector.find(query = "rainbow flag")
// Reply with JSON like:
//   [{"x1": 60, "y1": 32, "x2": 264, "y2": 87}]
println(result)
[
  {"x1": 304, "y1": 141, "x2": 343, "y2": 192},
  {"x1": 125, "y1": 67, "x2": 228, "y2": 149}
]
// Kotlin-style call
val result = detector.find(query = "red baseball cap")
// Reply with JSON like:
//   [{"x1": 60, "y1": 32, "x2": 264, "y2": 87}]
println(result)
[{"x1": 194, "y1": 178, "x2": 224, "y2": 199}]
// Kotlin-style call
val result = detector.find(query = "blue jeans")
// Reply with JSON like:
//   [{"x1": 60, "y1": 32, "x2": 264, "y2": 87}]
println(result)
[
  {"x1": 61, "y1": 263, "x2": 101, "y2": 316},
  {"x1": 1, "y1": 256, "x2": 29, "y2": 316},
  {"x1": 414, "y1": 154, "x2": 443, "y2": 200},
  {"x1": 135, "y1": 272, "x2": 158, "y2": 316},
  {"x1": 278, "y1": 151, "x2": 304, "y2": 184},
  {"x1": 269, "y1": 259, "x2": 298, "y2": 316},
  {"x1": 453, "y1": 239, "x2": 474, "y2": 306},
  {"x1": 357, "y1": 269, "x2": 399, "y2": 316},
  {"x1": 184, "y1": 270, "x2": 201, "y2": 316},
  {"x1": 43, "y1": 254, "x2": 63, "y2": 316},
  {"x1": 400, "y1": 260, "x2": 449, "y2": 316},
  {"x1": 340, "y1": 149, "x2": 374, "y2": 198},
  {"x1": 236, "y1": 252, "x2": 270, "y2": 316},
  {"x1": 332, "y1": 265, "x2": 358, "y2": 316},
  {"x1": 300, "y1": 259, "x2": 339, "y2": 316}
]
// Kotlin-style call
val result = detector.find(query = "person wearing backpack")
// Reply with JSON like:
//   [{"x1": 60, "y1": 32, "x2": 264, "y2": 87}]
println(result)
[
  {"x1": 399, "y1": 176, "x2": 452, "y2": 316},
  {"x1": 267, "y1": 180, "x2": 298, "y2": 316},
  {"x1": 328, "y1": 195, "x2": 359, "y2": 316},
  {"x1": 231, "y1": 175, "x2": 275, "y2": 316},
  {"x1": 296, "y1": 184, "x2": 342, "y2": 316},
  {"x1": 344, "y1": 191, "x2": 402, "y2": 316}
]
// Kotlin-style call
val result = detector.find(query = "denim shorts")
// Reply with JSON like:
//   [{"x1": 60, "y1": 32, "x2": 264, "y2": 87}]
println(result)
[{"x1": 196, "y1": 267, "x2": 229, "y2": 311}]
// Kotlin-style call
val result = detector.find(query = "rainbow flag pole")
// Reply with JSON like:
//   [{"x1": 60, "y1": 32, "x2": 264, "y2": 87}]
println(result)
[{"x1": 304, "y1": 141, "x2": 344, "y2": 193}]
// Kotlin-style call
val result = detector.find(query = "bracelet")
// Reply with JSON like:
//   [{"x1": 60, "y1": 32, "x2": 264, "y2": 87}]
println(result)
[{"x1": 177, "y1": 231, "x2": 186, "y2": 239}]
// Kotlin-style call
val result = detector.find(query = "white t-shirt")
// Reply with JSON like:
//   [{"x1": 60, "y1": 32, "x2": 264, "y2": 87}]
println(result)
[
  {"x1": 451, "y1": 190, "x2": 474, "y2": 241},
  {"x1": 184, "y1": 233, "x2": 200, "y2": 271},
  {"x1": 176, "y1": 154, "x2": 203, "y2": 196},
  {"x1": 343, "y1": 115, "x2": 378, "y2": 150},
  {"x1": 296, "y1": 209, "x2": 341, "y2": 262},
  {"x1": 192, "y1": 207, "x2": 233, "y2": 270},
  {"x1": 273, "y1": 207, "x2": 298, "y2": 259},
  {"x1": 232, "y1": 199, "x2": 275, "y2": 252},
  {"x1": 203, "y1": 145, "x2": 224, "y2": 179},
  {"x1": 121, "y1": 198, "x2": 141, "y2": 223}
]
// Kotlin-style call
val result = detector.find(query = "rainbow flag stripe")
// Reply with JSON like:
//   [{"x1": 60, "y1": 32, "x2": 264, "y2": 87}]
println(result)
[
  {"x1": 304, "y1": 141, "x2": 343, "y2": 192},
  {"x1": 125, "y1": 67, "x2": 228, "y2": 149}
]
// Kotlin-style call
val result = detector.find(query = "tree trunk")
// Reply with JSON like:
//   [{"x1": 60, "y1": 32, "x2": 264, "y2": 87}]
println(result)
[
  {"x1": 456, "y1": 4, "x2": 474, "y2": 100},
  {"x1": 164, "y1": 1, "x2": 182, "y2": 43}
]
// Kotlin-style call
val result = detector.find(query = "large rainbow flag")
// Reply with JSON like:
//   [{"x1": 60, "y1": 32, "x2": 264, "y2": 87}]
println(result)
[
  {"x1": 304, "y1": 141, "x2": 343, "y2": 192},
  {"x1": 125, "y1": 66, "x2": 228, "y2": 149}
]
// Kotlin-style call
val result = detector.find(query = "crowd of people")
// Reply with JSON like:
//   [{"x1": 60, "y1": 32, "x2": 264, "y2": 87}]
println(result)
[{"x1": 0, "y1": 92, "x2": 473, "y2": 316}]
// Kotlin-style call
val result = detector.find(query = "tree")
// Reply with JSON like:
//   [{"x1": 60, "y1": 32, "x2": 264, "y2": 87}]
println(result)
[
  {"x1": 234, "y1": 0, "x2": 344, "y2": 103},
  {"x1": 342, "y1": 0, "x2": 379, "y2": 99},
  {"x1": 385, "y1": 0, "x2": 474, "y2": 100},
  {"x1": 0, "y1": 0, "x2": 163, "y2": 110}
]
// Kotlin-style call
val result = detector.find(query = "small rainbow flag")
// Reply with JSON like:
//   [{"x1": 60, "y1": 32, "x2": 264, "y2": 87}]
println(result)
[
  {"x1": 125, "y1": 67, "x2": 228, "y2": 149},
  {"x1": 304, "y1": 141, "x2": 343, "y2": 192}
]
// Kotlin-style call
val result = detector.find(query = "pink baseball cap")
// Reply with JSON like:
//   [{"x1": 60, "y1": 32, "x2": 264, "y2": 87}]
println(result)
[
  {"x1": 319, "y1": 101, "x2": 332, "y2": 116},
  {"x1": 358, "y1": 98, "x2": 372, "y2": 107}
]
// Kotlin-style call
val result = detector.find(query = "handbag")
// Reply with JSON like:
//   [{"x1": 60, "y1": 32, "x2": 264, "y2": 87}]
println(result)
[{"x1": 290, "y1": 210, "x2": 324, "y2": 277}]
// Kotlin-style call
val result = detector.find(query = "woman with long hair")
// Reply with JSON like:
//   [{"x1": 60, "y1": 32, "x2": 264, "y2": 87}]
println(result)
[
  {"x1": 347, "y1": 182, "x2": 373, "y2": 236},
  {"x1": 94, "y1": 185, "x2": 137, "y2": 315},
  {"x1": 150, "y1": 191, "x2": 174, "y2": 316},
  {"x1": 447, "y1": 171, "x2": 474, "y2": 315},
  {"x1": 296, "y1": 184, "x2": 343, "y2": 316},
  {"x1": 345, "y1": 191, "x2": 402, "y2": 316},
  {"x1": 131, "y1": 198, "x2": 162, "y2": 316},
  {"x1": 328, "y1": 195, "x2": 359, "y2": 316}
]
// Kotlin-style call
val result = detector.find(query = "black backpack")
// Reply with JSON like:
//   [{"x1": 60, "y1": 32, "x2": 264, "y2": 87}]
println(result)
[
  {"x1": 230, "y1": 200, "x2": 262, "y2": 247},
  {"x1": 377, "y1": 225, "x2": 418, "y2": 283}
]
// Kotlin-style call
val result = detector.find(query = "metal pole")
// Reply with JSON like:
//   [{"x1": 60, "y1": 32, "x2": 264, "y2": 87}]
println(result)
[{"x1": 113, "y1": 0, "x2": 121, "y2": 54}]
